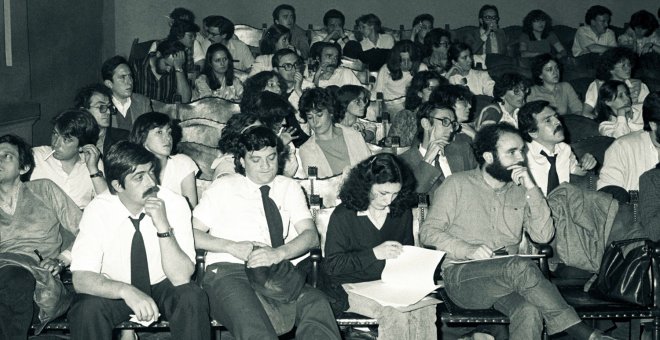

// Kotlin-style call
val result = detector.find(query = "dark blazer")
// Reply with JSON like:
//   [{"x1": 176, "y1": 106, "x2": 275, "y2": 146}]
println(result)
[
  {"x1": 462, "y1": 28, "x2": 509, "y2": 55},
  {"x1": 102, "y1": 127, "x2": 130, "y2": 156},
  {"x1": 399, "y1": 140, "x2": 478, "y2": 194}
]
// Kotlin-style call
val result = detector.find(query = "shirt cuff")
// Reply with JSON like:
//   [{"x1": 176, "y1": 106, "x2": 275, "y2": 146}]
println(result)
[
  {"x1": 58, "y1": 250, "x2": 72, "y2": 264},
  {"x1": 525, "y1": 186, "x2": 545, "y2": 202}
]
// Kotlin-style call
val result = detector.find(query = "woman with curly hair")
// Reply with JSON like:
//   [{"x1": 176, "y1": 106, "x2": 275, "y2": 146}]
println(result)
[
  {"x1": 519, "y1": 10, "x2": 567, "y2": 58},
  {"x1": 323, "y1": 153, "x2": 436, "y2": 340},
  {"x1": 527, "y1": 54, "x2": 582, "y2": 115},
  {"x1": 404, "y1": 70, "x2": 446, "y2": 112},
  {"x1": 373, "y1": 40, "x2": 427, "y2": 101},
  {"x1": 595, "y1": 80, "x2": 643, "y2": 138},
  {"x1": 193, "y1": 43, "x2": 243, "y2": 101},
  {"x1": 249, "y1": 24, "x2": 294, "y2": 76},
  {"x1": 582, "y1": 47, "x2": 650, "y2": 118},
  {"x1": 475, "y1": 73, "x2": 530, "y2": 129}
]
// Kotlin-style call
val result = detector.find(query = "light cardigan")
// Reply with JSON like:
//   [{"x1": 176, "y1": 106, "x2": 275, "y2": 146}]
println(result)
[{"x1": 298, "y1": 124, "x2": 372, "y2": 178}]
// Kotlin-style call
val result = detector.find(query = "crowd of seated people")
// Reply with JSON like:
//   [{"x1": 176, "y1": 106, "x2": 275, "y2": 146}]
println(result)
[{"x1": 4, "y1": 3, "x2": 660, "y2": 340}]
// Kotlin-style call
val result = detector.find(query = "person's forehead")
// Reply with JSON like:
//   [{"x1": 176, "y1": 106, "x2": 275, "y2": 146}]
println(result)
[
  {"x1": 483, "y1": 9, "x2": 498, "y2": 17},
  {"x1": 113, "y1": 64, "x2": 131, "y2": 76},
  {"x1": 247, "y1": 146, "x2": 277, "y2": 158},
  {"x1": 280, "y1": 53, "x2": 298, "y2": 63},
  {"x1": 0, "y1": 142, "x2": 19, "y2": 155},
  {"x1": 279, "y1": 9, "x2": 294, "y2": 17},
  {"x1": 128, "y1": 163, "x2": 153, "y2": 177},
  {"x1": 90, "y1": 92, "x2": 110, "y2": 104},
  {"x1": 323, "y1": 46, "x2": 339, "y2": 55},
  {"x1": 543, "y1": 60, "x2": 558, "y2": 69},
  {"x1": 496, "y1": 133, "x2": 524, "y2": 150},
  {"x1": 431, "y1": 108, "x2": 454, "y2": 119},
  {"x1": 427, "y1": 78, "x2": 440, "y2": 87},
  {"x1": 207, "y1": 26, "x2": 221, "y2": 33},
  {"x1": 212, "y1": 50, "x2": 228, "y2": 59},
  {"x1": 421, "y1": 20, "x2": 433, "y2": 27},
  {"x1": 595, "y1": 14, "x2": 610, "y2": 21},
  {"x1": 535, "y1": 107, "x2": 556, "y2": 122},
  {"x1": 327, "y1": 18, "x2": 343, "y2": 25}
]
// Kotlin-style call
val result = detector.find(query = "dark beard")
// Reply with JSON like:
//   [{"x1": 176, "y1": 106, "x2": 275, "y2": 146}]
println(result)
[{"x1": 485, "y1": 156, "x2": 524, "y2": 183}]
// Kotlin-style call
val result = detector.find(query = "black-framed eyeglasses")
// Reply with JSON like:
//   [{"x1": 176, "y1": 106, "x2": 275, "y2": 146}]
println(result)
[
  {"x1": 511, "y1": 87, "x2": 530, "y2": 96},
  {"x1": 90, "y1": 104, "x2": 112, "y2": 114},
  {"x1": 431, "y1": 117, "x2": 460, "y2": 130},
  {"x1": 278, "y1": 62, "x2": 303, "y2": 71},
  {"x1": 482, "y1": 15, "x2": 499, "y2": 21}
]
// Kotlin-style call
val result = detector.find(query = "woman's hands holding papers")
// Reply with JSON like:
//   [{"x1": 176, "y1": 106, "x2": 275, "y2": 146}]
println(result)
[{"x1": 373, "y1": 241, "x2": 404, "y2": 260}]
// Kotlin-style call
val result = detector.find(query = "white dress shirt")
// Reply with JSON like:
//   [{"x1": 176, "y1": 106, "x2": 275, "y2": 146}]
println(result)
[
  {"x1": 598, "y1": 130, "x2": 659, "y2": 191},
  {"x1": 419, "y1": 144, "x2": 452, "y2": 177},
  {"x1": 526, "y1": 141, "x2": 579, "y2": 196},
  {"x1": 70, "y1": 188, "x2": 196, "y2": 285},
  {"x1": 193, "y1": 174, "x2": 312, "y2": 266}
]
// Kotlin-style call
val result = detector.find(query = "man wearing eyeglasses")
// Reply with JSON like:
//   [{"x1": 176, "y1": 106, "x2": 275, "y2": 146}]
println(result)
[
  {"x1": 310, "y1": 42, "x2": 361, "y2": 88},
  {"x1": 462, "y1": 5, "x2": 509, "y2": 56},
  {"x1": 75, "y1": 84, "x2": 130, "y2": 156},
  {"x1": 399, "y1": 102, "x2": 478, "y2": 194},
  {"x1": 199, "y1": 15, "x2": 254, "y2": 72}
]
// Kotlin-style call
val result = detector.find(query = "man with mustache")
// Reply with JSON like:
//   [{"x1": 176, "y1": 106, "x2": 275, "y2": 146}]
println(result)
[
  {"x1": 518, "y1": 100, "x2": 597, "y2": 196},
  {"x1": 421, "y1": 123, "x2": 615, "y2": 340},
  {"x1": 68, "y1": 141, "x2": 210, "y2": 340}
]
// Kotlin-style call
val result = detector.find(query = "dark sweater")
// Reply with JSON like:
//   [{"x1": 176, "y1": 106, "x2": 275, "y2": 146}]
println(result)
[{"x1": 324, "y1": 203, "x2": 414, "y2": 285}]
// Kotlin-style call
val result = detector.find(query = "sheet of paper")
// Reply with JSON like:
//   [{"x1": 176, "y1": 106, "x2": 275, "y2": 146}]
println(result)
[
  {"x1": 448, "y1": 254, "x2": 543, "y2": 265},
  {"x1": 342, "y1": 246, "x2": 445, "y2": 307}
]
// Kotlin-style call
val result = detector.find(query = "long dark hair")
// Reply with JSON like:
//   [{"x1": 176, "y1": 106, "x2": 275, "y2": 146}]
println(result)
[
  {"x1": 338, "y1": 154, "x2": 417, "y2": 217},
  {"x1": 386, "y1": 40, "x2": 422, "y2": 81},
  {"x1": 595, "y1": 80, "x2": 628, "y2": 123},
  {"x1": 522, "y1": 10, "x2": 552, "y2": 40},
  {"x1": 201, "y1": 43, "x2": 235, "y2": 90}
]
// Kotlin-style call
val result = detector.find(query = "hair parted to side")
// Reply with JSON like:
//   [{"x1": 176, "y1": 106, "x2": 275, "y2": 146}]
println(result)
[{"x1": 104, "y1": 141, "x2": 159, "y2": 194}]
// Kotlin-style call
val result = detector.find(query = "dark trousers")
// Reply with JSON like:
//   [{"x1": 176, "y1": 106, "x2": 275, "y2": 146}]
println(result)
[
  {"x1": 0, "y1": 266, "x2": 36, "y2": 340},
  {"x1": 203, "y1": 262, "x2": 341, "y2": 340},
  {"x1": 68, "y1": 280, "x2": 210, "y2": 340}
]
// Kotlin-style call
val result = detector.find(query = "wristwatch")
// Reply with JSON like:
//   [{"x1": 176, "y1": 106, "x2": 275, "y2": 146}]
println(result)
[
  {"x1": 174, "y1": 68, "x2": 184, "y2": 73},
  {"x1": 157, "y1": 229, "x2": 174, "y2": 238},
  {"x1": 90, "y1": 171, "x2": 104, "y2": 179}
]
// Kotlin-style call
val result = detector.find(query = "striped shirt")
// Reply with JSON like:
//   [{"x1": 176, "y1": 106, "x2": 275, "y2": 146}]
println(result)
[{"x1": 131, "y1": 57, "x2": 179, "y2": 103}]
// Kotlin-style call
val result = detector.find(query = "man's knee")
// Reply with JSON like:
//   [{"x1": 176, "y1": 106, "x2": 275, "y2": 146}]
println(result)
[
  {"x1": 69, "y1": 294, "x2": 110, "y2": 318},
  {"x1": 173, "y1": 283, "x2": 209, "y2": 310},
  {"x1": 504, "y1": 257, "x2": 544, "y2": 286},
  {"x1": 510, "y1": 301, "x2": 542, "y2": 323},
  {"x1": 0, "y1": 266, "x2": 36, "y2": 293}
]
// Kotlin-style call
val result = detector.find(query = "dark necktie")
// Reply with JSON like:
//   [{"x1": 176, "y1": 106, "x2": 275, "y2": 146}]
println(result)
[
  {"x1": 433, "y1": 154, "x2": 446, "y2": 181},
  {"x1": 129, "y1": 213, "x2": 151, "y2": 295},
  {"x1": 260, "y1": 185, "x2": 284, "y2": 248},
  {"x1": 541, "y1": 150, "x2": 560, "y2": 194}
]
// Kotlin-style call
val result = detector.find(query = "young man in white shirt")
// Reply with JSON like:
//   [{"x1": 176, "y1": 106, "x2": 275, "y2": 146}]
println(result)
[
  {"x1": 572, "y1": 5, "x2": 617, "y2": 57},
  {"x1": 193, "y1": 126, "x2": 340, "y2": 340},
  {"x1": 68, "y1": 141, "x2": 210, "y2": 340},
  {"x1": 518, "y1": 100, "x2": 597, "y2": 196}
]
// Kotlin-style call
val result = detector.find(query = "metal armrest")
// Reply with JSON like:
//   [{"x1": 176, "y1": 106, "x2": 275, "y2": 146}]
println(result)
[
  {"x1": 310, "y1": 247, "x2": 322, "y2": 288},
  {"x1": 194, "y1": 249, "x2": 207, "y2": 286}
]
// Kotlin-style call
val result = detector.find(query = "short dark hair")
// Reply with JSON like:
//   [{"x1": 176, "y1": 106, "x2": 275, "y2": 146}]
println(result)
[
  {"x1": 104, "y1": 141, "x2": 159, "y2": 194},
  {"x1": 356, "y1": 14, "x2": 383, "y2": 33},
  {"x1": 629, "y1": 10, "x2": 658, "y2": 37},
  {"x1": 240, "y1": 71, "x2": 287, "y2": 111},
  {"x1": 595, "y1": 80, "x2": 628, "y2": 123},
  {"x1": 642, "y1": 91, "x2": 660, "y2": 131},
  {"x1": 218, "y1": 114, "x2": 261, "y2": 154},
  {"x1": 272, "y1": 4, "x2": 296, "y2": 22},
  {"x1": 405, "y1": 70, "x2": 446, "y2": 111},
  {"x1": 298, "y1": 87, "x2": 338, "y2": 123},
  {"x1": 129, "y1": 112, "x2": 172, "y2": 146},
  {"x1": 585, "y1": 5, "x2": 612, "y2": 25},
  {"x1": 596, "y1": 47, "x2": 637, "y2": 81},
  {"x1": 522, "y1": 10, "x2": 553, "y2": 40},
  {"x1": 311, "y1": 42, "x2": 342, "y2": 67},
  {"x1": 169, "y1": 7, "x2": 195, "y2": 23},
  {"x1": 430, "y1": 84, "x2": 474, "y2": 108},
  {"x1": 339, "y1": 153, "x2": 417, "y2": 216},
  {"x1": 74, "y1": 83, "x2": 113, "y2": 109},
  {"x1": 530, "y1": 54, "x2": 561, "y2": 86},
  {"x1": 474, "y1": 123, "x2": 521, "y2": 165},
  {"x1": 260, "y1": 24, "x2": 291, "y2": 55},
  {"x1": 448, "y1": 42, "x2": 472, "y2": 63},
  {"x1": 247, "y1": 91, "x2": 296, "y2": 130},
  {"x1": 206, "y1": 15, "x2": 235, "y2": 38},
  {"x1": 423, "y1": 28, "x2": 452, "y2": 51},
  {"x1": 415, "y1": 101, "x2": 456, "y2": 143},
  {"x1": 518, "y1": 100, "x2": 551, "y2": 142},
  {"x1": 156, "y1": 39, "x2": 186, "y2": 58},
  {"x1": 234, "y1": 126, "x2": 287, "y2": 175},
  {"x1": 0, "y1": 134, "x2": 35, "y2": 181},
  {"x1": 493, "y1": 73, "x2": 530, "y2": 103},
  {"x1": 387, "y1": 40, "x2": 422, "y2": 81},
  {"x1": 101, "y1": 55, "x2": 129, "y2": 82},
  {"x1": 479, "y1": 5, "x2": 499, "y2": 19},
  {"x1": 202, "y1": 43, "x2": 236, "y2": 89},
  {"x1": 272, "y1": 48, "x2": 300, "y2": 69},
  {"x1": 323, "y1": 9, "x2": 345, "y2": 27},
  {"x1": 335, "y1": 84, "x2": 371, "y2": 122},
  {"x1": 413, "y1": 14, "x2": 434, "y2": 27},
  {"x1": 52, "y1": 109, "x2": 100, "y2": 147},
  {"x1": 167, "y1": 19, "x2": 200, "y2": 41}
]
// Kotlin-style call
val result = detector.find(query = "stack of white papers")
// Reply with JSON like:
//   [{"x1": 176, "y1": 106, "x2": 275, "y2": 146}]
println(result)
[{"x1": 343, "y1": 246, "x2": 445, "y2": 309}]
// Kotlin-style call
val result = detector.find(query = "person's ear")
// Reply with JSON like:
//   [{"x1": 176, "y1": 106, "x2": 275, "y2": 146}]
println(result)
[
  {"x1": 18, "y1": 165, "x2": 31, "y2": 176},
  {"x1": 103, "y1": 79, "x2": 114, "y2": 90},
  {"x1": 483, "y1": 151, "x2": 494, "y2": 164},
  {"x1": 528, "y1": 130, "x2": 539, "y2": 140},
  {"x1": 240, "y1": 157, "x2": 246, "y2": 169},
  {"x1": 111, "y1": 180, "x2": 125, "y2": 193},
  {"x1": 421, "y1": 117, "x2": 432, "y2": 130}
]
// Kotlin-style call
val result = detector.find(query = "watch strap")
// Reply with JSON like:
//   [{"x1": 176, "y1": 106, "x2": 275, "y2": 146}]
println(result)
[{"x1": 157, "y1": 229, "x2": 174, "y2": 238}]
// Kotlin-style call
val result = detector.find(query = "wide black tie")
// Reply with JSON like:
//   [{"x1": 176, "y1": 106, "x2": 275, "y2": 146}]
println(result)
[
  {"x1": 129, "y1": 213, "x2": 151, "y2": 295},
  {"x1": 541, "y1": 150, "x2": 560, "y2": 195},
  {"x1": 260, "y1": 185, "x2": 284, "y2": 248}
]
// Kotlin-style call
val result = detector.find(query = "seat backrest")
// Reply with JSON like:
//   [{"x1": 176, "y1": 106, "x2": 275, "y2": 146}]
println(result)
[
  {"x1": 485, "y1": 53, "x2": 517, "y2": 69},
  {"x1": 451, "y1": 25, "x2": 479, "y2": 43},
  {"x1": 567, "y1": 77, "x2": 595, "y2": 102},
  {"x1": 560, "y1": 114, "x2": 600, "y2": 143},
  {"x1": 176, "y1": 97, "x2": 240, "y2": 123},
  {"x1": 553, "y1": 25, "x2": 577, "y2": 51},
  {"x1": 570, "y1": 135, "x2": 615, "y2": 168},
  {"x1": 235, "y1": 24, "x2": 266, "y2": 48},
  {"x1": 176, "y1": 142, "x2": 221, "y2": 181},
  {"x1": 129, "y1": 38, "x2": 156, "y2": 64},
  {"x1": 179, "y1": 119, "x2": 226, "y2": 148}
]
